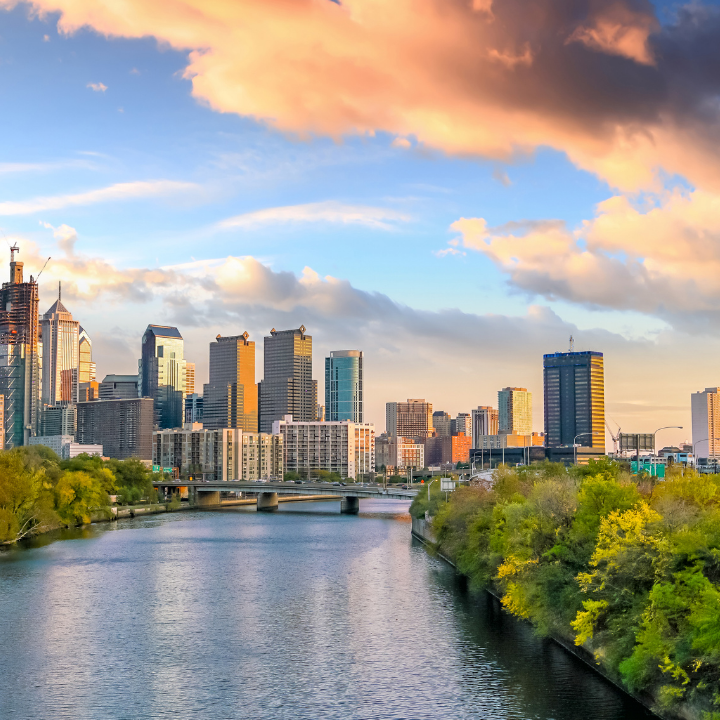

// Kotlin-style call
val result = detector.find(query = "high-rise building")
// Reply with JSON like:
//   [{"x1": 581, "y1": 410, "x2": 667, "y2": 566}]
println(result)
[
  {"x1": 325, "y1": 350, "x2": 363, "y2": 422},
  {"x1": 0, "y1": 246, "x2": 40, "y2": 447},
  {"x1": 41, "y1": 285, "x2": 79, "y2": 407},
  {"x1": 425, "y1": 434, "x2": 472, "y2": 465},
  {"x1": 78, "y1": 381, "x2": 99, "y2": 402},
  {"x1": 432, "y1": 411, "x2": 452, "y2": 437},
  {"x1": 272, "y1": 416, "x2": 375, "y2": 479},
  {"x1": 78, "y1": 326, "x2": 96, "y2": 383},
  {"x1": 498, "y1": 387, "x2": 533, "y2": 435},
  {"x1": 203, "y1": 333, "x2": 258, "y2": 431},
  {"x1": 139, "y1": 325, "x2": 187, "y2": 429},
  {"x1": 691, "y1": 387, "x2": 720, "y2": 459},
  {"x1": 543, "y1": 351, "x2": 605, "y2": 450},
  {"x1": 258, "y1": 326, "x2": 314, "y2": 432},
  {"x1": 77, "y1": 397, "x2": 154, "y2": 460},
  {"x1": 386, "y1": 399, "x2": 433, "y2": 440},
  {"x1": 184, "y1": 393, "x2": 204, "y2": 425},
  {"x1": 100, "y1": 374, "x2": 139, "y2": 400},
  {"x1": 40, "y1": 404, "x2": 76, "y2": 437},
  {"x1": 375, "y1": 434, "x2": 424, "y2": 472},
  {"x1": 452, "y1": 412, "x2": 472, "y2": 437},
  {"x1": 185, "y1": 362, "x2": 195, "y2": 396},
  {"x1": 472, "y1": 406, "x2": 498, "y2": 447}
]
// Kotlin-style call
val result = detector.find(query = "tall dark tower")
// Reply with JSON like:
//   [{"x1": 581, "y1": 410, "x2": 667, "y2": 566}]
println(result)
[
  {"x1": 258, "y1": 326, "x2": 314, "y2": 432},
  {"x1": 543, "y1": 350, "x2": 605, "y2": 451},
  {"x1": 0, "y1": 245, "x2": 40, "y2": 446}
]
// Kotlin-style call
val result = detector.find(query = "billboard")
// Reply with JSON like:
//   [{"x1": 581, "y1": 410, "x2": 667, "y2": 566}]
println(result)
[{"x1": 619, "y1": 433, "x2": 654, "y2": 452}]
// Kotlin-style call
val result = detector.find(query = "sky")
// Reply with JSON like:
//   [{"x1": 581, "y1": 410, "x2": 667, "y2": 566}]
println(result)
[{"x1": 1, "y1": 0, "x2": 720, "y2": 445}]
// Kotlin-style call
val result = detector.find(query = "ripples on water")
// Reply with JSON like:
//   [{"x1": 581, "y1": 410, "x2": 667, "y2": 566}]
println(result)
[{"x1": 0, "y1": 500, "x2": 656, "y2": 720}]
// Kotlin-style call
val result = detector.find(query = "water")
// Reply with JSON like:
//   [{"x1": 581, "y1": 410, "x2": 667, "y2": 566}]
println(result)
[{"x1": 0, "y1": 500, "x2": 656, "y2": 720}]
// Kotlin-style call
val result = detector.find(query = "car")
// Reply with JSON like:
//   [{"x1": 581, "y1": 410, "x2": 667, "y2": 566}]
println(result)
[
  {"x1": 401, "y1": 484, "x2": 408, "y2": 489},
  {"x1": 332, "y1": 481, "x2": 341, "y2": 486},
  {"x1": 294, "y1": 480, "x2": 304, "y2": 484},
  {"x1": 340, "y1": 482, "x2": 347, "y2": 486}
]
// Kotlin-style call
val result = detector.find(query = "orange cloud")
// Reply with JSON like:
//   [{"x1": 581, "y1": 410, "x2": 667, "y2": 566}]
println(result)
[{"x1": 5, "y1": 0, "x2": 720, "y2": 191}]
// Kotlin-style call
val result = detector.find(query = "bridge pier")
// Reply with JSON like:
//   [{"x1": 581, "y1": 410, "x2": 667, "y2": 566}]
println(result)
[
  {"x1": 340, "y1": 496, "x2": 360, "y2": 515},
  {"x1": 196, "y1": 490, "x2": 221, "y2": 507},
  {"x1": 257, "y1": 492, "x2": 279, "y2": 512}
]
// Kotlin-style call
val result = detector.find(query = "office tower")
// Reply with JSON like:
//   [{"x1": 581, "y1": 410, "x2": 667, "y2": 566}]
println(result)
[
  {"x1": 472, "y1": 406, "x2": 499, "y2": 447},
  {"x1": 498, "y1": 387, "x2": 533, "y2": 435},
  {"x1": 0, "y1": 246, "x2": 40, "y2": 447},
  {"x1": 258, "y1": 326, "x2": 314, "y2": 432},
  {"x1": 78, "y1": 327, "x2": 96, "y2": 383},
  {"x1": 203, "y1": 333, "x2": 258, "y2": 431},
  {"x1": 375, "y1": 434, "x2": 424, "y2": 471},
  {"x1": 185, "y1": 362, "x2": 195, "y2": 395},
  {"x1": 184, "y1": 393, "x2": 204, "y2": 425},
  {"x1": 316, "y1": 404, "x2": 325, "y2": 422},
  {"x1": 139, "y1": 325, "x2": 187, "y2": 429},
  {"x1": 100, "y1": 374, "x2": 139, "y2": 399},
  {"x1": 386, "y1": 399, "x2": 433, "y2": 440},
  {"x1": 77, "y1": 397, "x2": 153, "y2": 460},
  {"x1": 78, "y1": 381, "x2": 99, "y2": 402},
  {"x1": 452, "y1": 412, "x2": 472, "y2": 436},
  {"x1": 691, "y1": 388, "x2": 720, "y2": 459},
  {"x1": 432, "y1": 411, "x2": 452, "y2": 437},
  {"x1": 41, "y1": 284, "x2": 80, "y2": 407},
  {"x1": 543, "y1": 351, "x2": 605, "y2": 450},
  {"x1": 273, "y1": 416, "x2": 375, "y2": 479},
  {"x1": 325, "y1": 350, "x2": 363, "y2": 422},
  {"x1": 40, "y1": 404, "x2": 76, "y2": 437}
]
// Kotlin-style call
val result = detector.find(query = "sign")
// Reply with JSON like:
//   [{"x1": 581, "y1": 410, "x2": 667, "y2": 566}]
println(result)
[
  {"x1": 152, "y1": 465, "x2": 161, "y2": 472},
  {"x1": 620, "y1": 433, "x2": 655, "y2": 452},
  {"x1": 440, "y1": 478, "x2": 456, "y2": 492},
  {"x1": 631, "y1": 461, "x2": 666, "y2": 478}
]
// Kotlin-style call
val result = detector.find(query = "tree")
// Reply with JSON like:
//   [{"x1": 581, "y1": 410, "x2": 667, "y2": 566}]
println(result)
[{"x1": 54, "y1": 470, "x2": 111, "y2": 526}]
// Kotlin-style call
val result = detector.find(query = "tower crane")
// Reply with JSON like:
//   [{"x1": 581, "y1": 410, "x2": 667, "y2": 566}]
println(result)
[{"x1": 606, "y1": 420, "x2": 621, "y2": 454}]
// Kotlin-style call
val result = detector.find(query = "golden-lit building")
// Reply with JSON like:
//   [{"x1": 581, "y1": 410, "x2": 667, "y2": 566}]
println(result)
[
  {"x1": 78, "y1": 326, "x2": 96, "y2": 383},
  {"x1": 386, "y1": 399, "x2": 433, "y2": 440}
]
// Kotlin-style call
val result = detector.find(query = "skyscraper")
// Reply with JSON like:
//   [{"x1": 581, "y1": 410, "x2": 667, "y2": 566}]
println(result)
[
  {"x1": 258, "y1": 326, "x2": 314, "y2": 433},
  {"x1": 543, "y1": 351, "x2": 605, "y2": 450},
  {"x1": 0, "y1": 246, "x2": 40, "y2": 447},
  {"x1": 452, "y1": 412, "x2": 472, "y2": 436},
  {"x1": 498, "y1": 387, "x2": 533, "y2": 435},
  {"x1": 78, "y1": 326, "x2": 96, "y2": 383},
  {"x1": 386, "y1": 399, "x2": 433, "y2": 440},
  {"x1": 203, "y1": 332, "x2": 258, "y2": 431},
  {"x1": 432, "y1": 411, "x2": 452, "y2": 437},
  {"x1": 41, "y1": 284, "x2": 79, "y2": 407},
  {"x1": 139, "y1": 325, "x2": 187, "y2": 429},
  {"x1": 185, "y1": 362, "x2": 195, "y2": 395},
  {"x1": 325, "y1": 350, "x2": 363, "y2": 422},
  {"x1": 471, "y1": 406, "x2": 498, "y2": 447},
  {"x1": 691, "y1": 388, "x2": 720, "y2": 459}
]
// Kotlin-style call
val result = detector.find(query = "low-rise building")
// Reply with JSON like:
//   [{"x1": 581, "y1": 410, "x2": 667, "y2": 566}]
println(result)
[
  {"x1": 29, "y1": 435, "x2": 103, "y2": 459},
  {"x1": 153, "y1": 427, "x2": 283, "y2": 481},
  {"x1": 475, "y1": 431, "x2": 545, "y2": 449},
  {"x1": 272, "y1": 416, "x2": 375, "y2": 479}
]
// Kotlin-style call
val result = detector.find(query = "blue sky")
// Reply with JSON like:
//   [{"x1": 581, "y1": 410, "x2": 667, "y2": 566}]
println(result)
[{"x1": 1, "y1": 0, "x2": 719, "y2": 441}]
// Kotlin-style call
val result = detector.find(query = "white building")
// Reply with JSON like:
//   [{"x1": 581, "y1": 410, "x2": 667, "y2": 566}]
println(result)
[
  {"x1": 29, "y1": 435, "x2": 103, "y2": 460},
  {"x1": 272, "y1": 416, "x2": 375, "y2": 479},
  {"x1": 153, "y1": 426, "x2": 283, "y2": 481},
  {"x1": 691, "y1": 387, "x2": 720, "y2": 459},
  {"x1": 375, "y1": 434, "x2": 424, "y2": 472}
]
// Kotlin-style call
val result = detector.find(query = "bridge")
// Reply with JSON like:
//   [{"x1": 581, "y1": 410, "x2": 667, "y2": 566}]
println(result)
[{"x1": 153, "y1": 480, "x2": 418, "y2": 514}]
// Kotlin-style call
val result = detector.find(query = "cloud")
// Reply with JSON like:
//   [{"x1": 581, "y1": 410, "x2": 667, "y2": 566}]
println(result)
[
  {"x1": 0, "y1": 179, "x2": 197, "y2": 215},
  {"x1": 392, "y1": 137, "x2": 412, "y2": 150},
  {"x1": 216, "y1": 201, "x2": 410, "y2": 231},
  {"x1": 492, "y1": 167, "x2": 512, "y2": 187},
  {"x1": 449, "y1": 188, "x2": 720, "y2": 331},
  {"x1": 7, "y1": 0, "x2": 720, "y2": 191},
  {"x1": 86, "y1": 82, "x2": 108, "y2": 92}
]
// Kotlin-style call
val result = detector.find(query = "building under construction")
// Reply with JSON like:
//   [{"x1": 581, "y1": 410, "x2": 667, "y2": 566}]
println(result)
[{"x1": 0, "y1": 246, "x2": 40, "y2": 447}]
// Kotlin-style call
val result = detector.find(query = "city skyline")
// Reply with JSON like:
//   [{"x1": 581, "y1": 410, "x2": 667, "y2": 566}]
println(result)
[{"x1": 1, "y1": 1, "x2": 716, "y2": 446}]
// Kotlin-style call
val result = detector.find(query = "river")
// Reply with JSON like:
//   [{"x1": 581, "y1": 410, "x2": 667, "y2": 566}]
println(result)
[{"x1": 0, "y1": 499, "x2": 656, "y2": 720}]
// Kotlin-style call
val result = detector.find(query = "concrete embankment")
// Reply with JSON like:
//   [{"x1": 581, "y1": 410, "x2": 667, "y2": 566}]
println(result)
[{"x1": 410, "y1": 516, "x2": 697, "y2": 720}]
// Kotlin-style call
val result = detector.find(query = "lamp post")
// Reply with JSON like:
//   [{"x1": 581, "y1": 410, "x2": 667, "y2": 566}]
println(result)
[
  {"x1": 693, "y1": 438, "x2": 708, "y2": 470},
  {"x1": 653, "y1": 426, "x2": 683, "y2": 476},
  {"x1": 574, "y1": 431, "x2": 601, "y2": 465},
  {"x1": 425, "y1": 477, "x2": 436, "y2": 521}
]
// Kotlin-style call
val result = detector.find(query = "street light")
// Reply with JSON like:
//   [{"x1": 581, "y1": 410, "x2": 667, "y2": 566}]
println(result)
[
  {"x1": 694, "y1": 438, "x2": 708, "y2": 470},
  {"x1": 574, "y1": 431, "x2": 601, "y2": 465},
  {"x1": 425, "y1": 477, "x2": 436, "y2": 521},
  {"x1": 653, "y1": 426, "x2": 683, "y2": 457}
]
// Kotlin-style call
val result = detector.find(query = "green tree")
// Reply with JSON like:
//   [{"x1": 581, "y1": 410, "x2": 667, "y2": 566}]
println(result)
[{"x1": 54, "y1": 470, "x2": 111, "y2": 526}]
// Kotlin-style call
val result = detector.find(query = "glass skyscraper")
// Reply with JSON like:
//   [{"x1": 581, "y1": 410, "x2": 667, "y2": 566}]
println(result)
[
  {"x1": 139, "y1": 325, "x2": 187, "y2": 429},
  {"x1": 543, "y1": 351, "x2": 605, "y2": 450},
  {"x1": 325, "y1": 350, "x2": 363, "y2": 422},
  {"x1": 41, "y1": 287, "x2": 79, "y2": 407}
]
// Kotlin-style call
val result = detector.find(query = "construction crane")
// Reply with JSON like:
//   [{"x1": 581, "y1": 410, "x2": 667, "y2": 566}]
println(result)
[{"x1": 606, "y1": 420, "x2": 621, "y2": 454}]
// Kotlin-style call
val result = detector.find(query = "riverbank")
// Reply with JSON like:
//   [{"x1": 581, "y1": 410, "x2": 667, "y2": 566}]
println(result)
[{"x1": 411, "y1": 515, "x2": 691, "y2": 720}]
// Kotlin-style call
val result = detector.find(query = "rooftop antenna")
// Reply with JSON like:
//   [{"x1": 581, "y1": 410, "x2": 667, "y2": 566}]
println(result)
[
  {"x1": 58, "y1": 280, "x2": 61, "y2": 301},
  {"x1": 569, "y1": 334, "x2": 575, "y2": 352}
]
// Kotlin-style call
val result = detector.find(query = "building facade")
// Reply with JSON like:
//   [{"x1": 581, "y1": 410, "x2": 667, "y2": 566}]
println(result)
[
  {"x1": 100, "y1": 374, "x2": 139, "y2": 399},
  {"x1": 375, "y1": 434, "x2": 424, "y2": 472},
  {"x1": 139, "y1": 325, "x2": 187, "y2": 429},
  {"x1": 77, "y1": 397, "x2": 154, "y2": 461},
  {"x1": 425, "y1": 434, "x2": 472, "y2": 465},
  {"x1": 272, "y1": 416, "x2": 375, "y2": 479},
  {"x1": 203, "y1": 332, "x2": 258, "y2": 431},
  {"x1": 29, "y1": 435, "x2": 103, "y2": 460},
  {"x1": 259, "y1": 326, "x2": 315, "y2": 432},
  {"x1": 40, "y1": 404, "x2": 76, "y2": 437},
  {"x1": 543, "y1": 351, "x2": 605, "y2": 451},
  {"x1": 386, "y1": 399, "x2": 433, "y2": 440},
  {"x1": 432, "y1": 411, "x2": 452, "y2": 437},
  {"x1": 452, "y1": 412, "x2": 472, "y2": 437},
  {"x1": 472, "y1": 406, "x2": 498, "y2": 448},
  {"x1": 498, "y1": 387, "x2": 533, "y2": 435},
  {"x1": 691, "y1": 387, "x2": 720, "y2": 460},
  {"x1": 325, "y1": 350, "x2": 363, "y2": 422},
  {"x1": 475, "y1": 431, "x2": 545, "y2": 449},
  {"x1": 184, "y1": 393, "x2": 204, "y2": 425},
  {"x1": 41, "y1": 289, "x2": 79, "y2": 407},
  {"x1": 185, "y1": 362, "x2": 195, "y2": 396},
  {"x1": 0, "y1": 247, "x2": 40, "y2": 447},
  {"x1": 78, "y1": 326, "x2": 96, "y2": 384}
]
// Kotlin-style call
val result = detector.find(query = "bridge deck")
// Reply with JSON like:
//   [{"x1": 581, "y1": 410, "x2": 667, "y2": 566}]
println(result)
[{"x1": 153, "y1": 481, "x2": 417, "y2": 501}]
